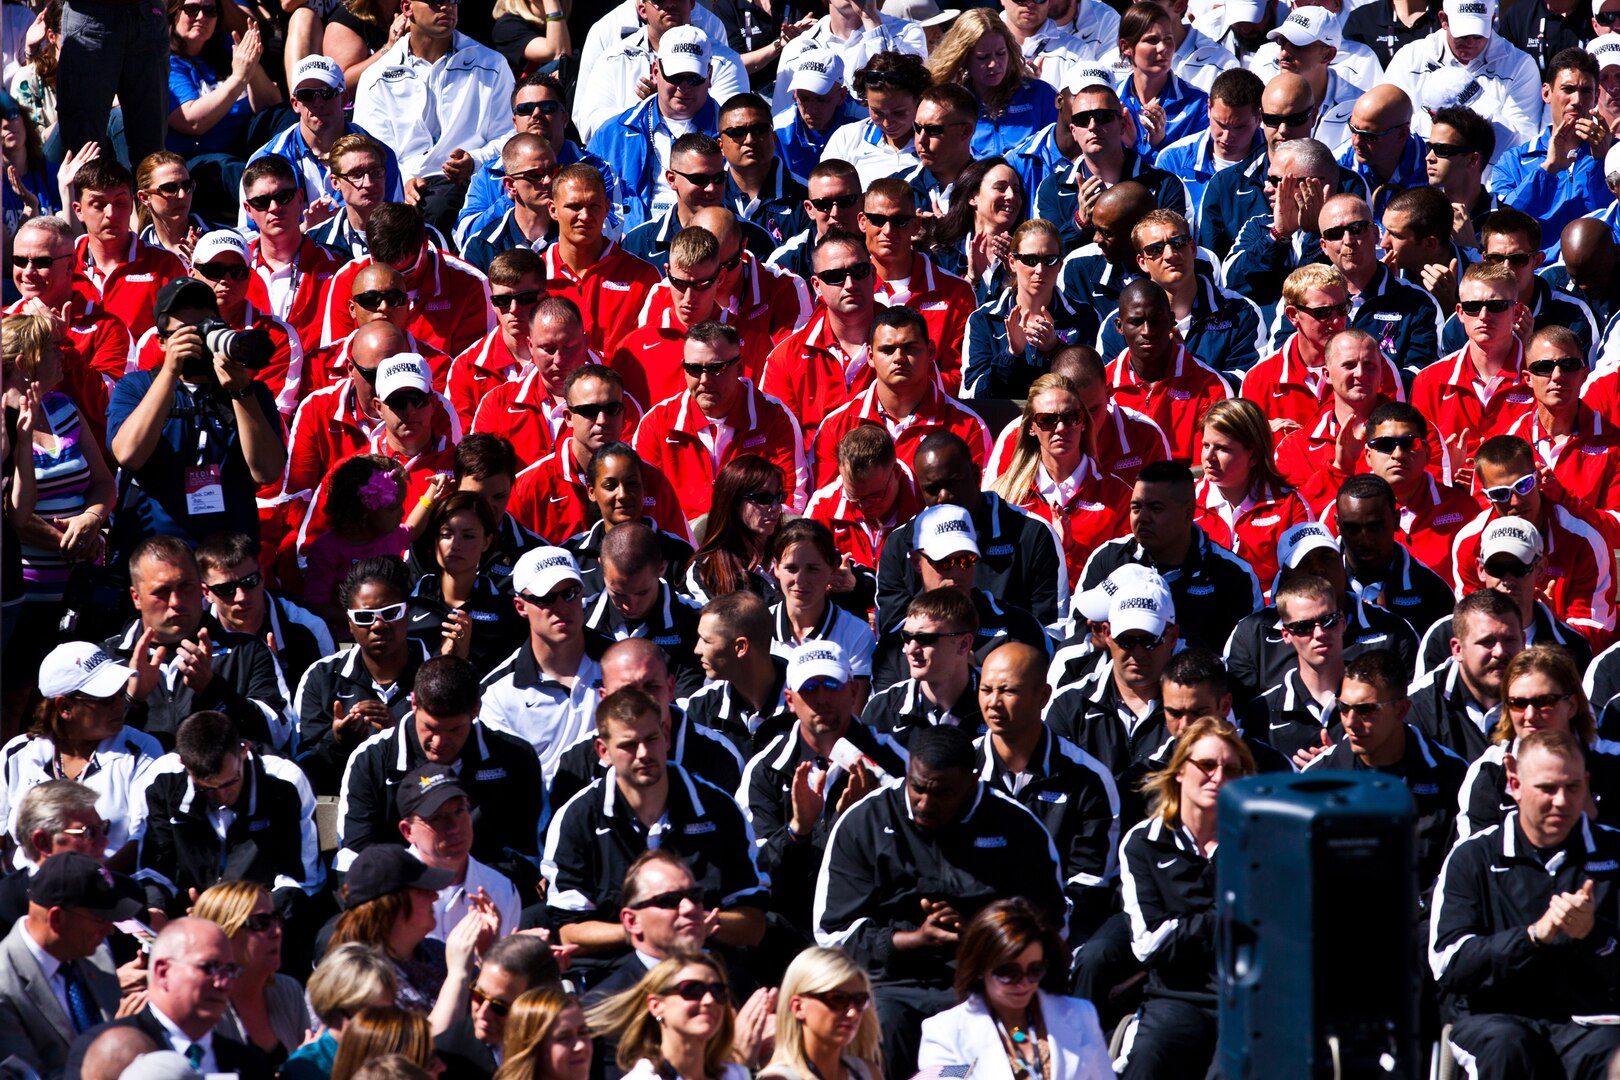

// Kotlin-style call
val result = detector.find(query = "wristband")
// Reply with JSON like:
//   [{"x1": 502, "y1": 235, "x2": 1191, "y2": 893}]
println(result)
[
  {"x1": 545, "y1": 11, "x2": 564, "y2": 20},
  {"x1": 227, "y1": 385, "x2": 255, "y2": 401},
  {"x1": 418, "y1": 494, "x2": 436, "y2": 510}
]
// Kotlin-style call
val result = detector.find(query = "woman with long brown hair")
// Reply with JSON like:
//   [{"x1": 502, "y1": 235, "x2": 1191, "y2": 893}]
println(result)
[
  {"x1": 586, "y1": 952, "x2": 755, "y2": 1080},
  {"x1": 926, "y1": 9, "x2": 1056, "y2": 158},
  {"x1": 928, "y1": 156, "x2": 1027, "y2": 301},
  {"x1": 192, "y1": 880, "x2": 308, "y2": 1060},
  {"x1": 684, "y1": 455, "x2": 786, "y2": 603},
  {"x1": 1194, "y1": 398, "x2": 1314, "y2": 596},
  {"x1": 330, "y1": 1006, "x2": 444, "y2": 1080},
  {"x1": 493, "y1": 989, "x2": 593, "y2": 1080}
]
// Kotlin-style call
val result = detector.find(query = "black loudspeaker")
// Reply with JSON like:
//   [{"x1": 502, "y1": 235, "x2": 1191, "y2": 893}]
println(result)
[{"x1": 1216, "y1": 772, "x2": 1420, "y2": 1079}]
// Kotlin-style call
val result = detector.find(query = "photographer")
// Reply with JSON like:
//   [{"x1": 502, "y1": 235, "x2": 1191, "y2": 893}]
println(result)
[{"x1": 107, "y1": 279, "x2": 286, "y2": 560}]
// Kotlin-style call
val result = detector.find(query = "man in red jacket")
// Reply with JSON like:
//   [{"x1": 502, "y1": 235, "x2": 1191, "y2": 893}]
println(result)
[
  {"x1": 70, "y1": 159, "x2": 186, "y2": 339},
  {"x1": 445, "y1": 249, "x2": 545, "y2": 432},
  {"x1": 1503, "y1": 325, "x2": 1620, "y2": 521},
  {"x1": 540, "y1": 164, "x2": 662, "y2": 357},
  {"x1": 307, "y1": 264, "x2": 452, "y2": 392},
  {"x1": 635, "y1": 321, "x2": 809, "y2": 522},
  {"x1": 1105, "y1": 280, "x2": 1231, "y2": 463},
  {"x1": 241, "y1": 155, "x2": 342, "y2": 354},
  {"x1": 691, "y1": 207, "x2": 811, "y2": 349},
  {"x1": 1278, "y1": 329, "x2": 1391, "y2": 506},
  {"x1": 806, "y1": 423, "x2": 924, "y2": 572}
]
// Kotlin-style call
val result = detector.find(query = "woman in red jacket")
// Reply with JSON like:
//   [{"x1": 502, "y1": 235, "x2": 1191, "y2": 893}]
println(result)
[{"x1": 1194, "y1": 398, "x2": 1314, "y2": 599}]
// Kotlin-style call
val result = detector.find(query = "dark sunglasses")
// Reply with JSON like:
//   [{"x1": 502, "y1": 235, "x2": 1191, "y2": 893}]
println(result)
[
  {"x1": 682, "y1": 355, "x2": 740, "y2": 378},
  {"x1": 672, "y1": 168, "x2": 727, "y2": 188},
  {"x1": 417, "y1": 0, "x2": 460, "y2": 8},
  {"x1": 862, "y1": 69, "x2": 905, "y2": 88},
  {"x1": 242, "y1": 911, "x2": 284, "y2": 933},
  {"x1": 1528, "y1": 356, "x2": 1586, "y2": 376},
  {"x1": 521, "y1": 584, "x2": 584, "y2": 606},
  {"x1": 925, "y1": 553, "x2": 979, "y2": 572},
  {"x1": 913, "y1": 120, "x2": 967, "y2": 138},
  {"x1": 513, "y1": 99, "x2": 562, "y2": 116},
  {"x1": 808, "y1": 990, "x2": 871, "y2": 1012},
  {"x1": 816, "y1": 262, "x2": 874, "y2": 286},
  {"x1": 353, "y1": 288, "x2": 409, "y2": 311},
  {"x1": 901, "y1": 628, "x2": 967, "y2": 647},
  {"x1": 669, "y1": 270, "x2": 719, "y2": 291},
  {"x1": 195, "y1": 262, "x2": 250, "y2": 283},
  {"x1": 471, "y1": 986, "x2": 513, "y2": 1016},
  {"x1": 1114, "y1": 633, "x2": 1165, "y2": 652},
  {"x1": 1459, "y1": 298, "x2": 1514, "y2": 316},
  {"x1": 1598, "y1": 8, "x2": 1620, "y2": 22},
  {"x1": 1427, "y1": 141, "x2": 1473, "y2": 159},
  {"x1": 989, "y1": 961, "x2": 1048, "y2": 985},
  {"x1": 664, "y1": 980, "x2": 727, "y2": 1003},
  {"x1": 1484, "y1": 557, "x2": 1535, "y2": 580},
  {"x1": 1070, "y1": 107, "x2": 1120, "y2": 128},
  {"x1": 1261, "y1": 108, "x2": 1312, "y2": 128},
  {"x1": 1012, "y1": 252, "x2": 1062, "y2": 267},
  {"x1": 1366, "y1": 434, "x2": 1419, "y2": 454},
  {"x1": 178, "y1": 2, "x2": 217, "y2": 15},
  {"x1": 1482, "y1": 251, "x2": 1536, "y2": 268},
  {"x1": 10, "y1": 253, "x2": 72, "y2": 270},
  {"x1": 570, "y1": 401, "x2": 624, "y2": 420},
  {"x1": 721, "y1": 122, "x2": 773, "y2": 141},
  {"x1": 245, "y1": 186, "x2": 300, "y2": 212},
  {"x1": 1321, "y1": 219, "x2": 1374, "y2": 242},
  {"x1": 351, "y1": 360, "x2": 381, "y2": 385},
  {"x1": 293, "y1": 87, "x2": 342, "y2": 104},
  {"x1": 1349, "y1": 123, "x2": 1402, "y2": 140},
  {"x1": 386, "y1": 390, "x2": 431, "y2": 411},
  {"x1": 1282, "y1": 611, "x2": 1343, "y2": 636},
  {"x1": 147, "y1": 178, "x2": 196, "y2": 197},
  {"x1": 1507, "y1": 693, "x2": 1571, "y2": 712},
  {"x1": 491, "y1": 289, "x2": 542, "y2": 310},
  {"x1": 507, "y1": 167, "x2": 557, "y2": 186},
  {"x1": 1032, "y1": 409, "x2": 1080, "y2": 430},
  {"x1": 664, "y1": 72, "x2": 706, "y2": 88},
  {"x1": 719, "y1": 249, "x2": 743, "y2": 272},
  {"x1": 1338, "y1": 698, "x2": 1400, "y2": 719},
  {"x1": 204, "y1": 571, "x2": 262, "y2": 599},
  {"x1": 1295, "y1": 300, "x2": 1350, "y2": 321},
  {"x1": 1139, "y1": 233, "x2": 1192, "y2": 259},
  {"x1": 809, "y1": 193, "x2": 859, "y2": 212},
  {"x1": 742, "y1": 489, "x2": 786, "y2": 507},
  {"x1": 864, "y1": 211, "x2": 915, "y2": 229},
  {"x1": 630, "y1": 885, "x2": 705, "y2": 910},
  {"x1": 1483, "y1": 473, "x2": 1537, "y2": 503}
]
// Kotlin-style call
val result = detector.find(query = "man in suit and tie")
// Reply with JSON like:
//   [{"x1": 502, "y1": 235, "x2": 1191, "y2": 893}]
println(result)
[
  {"x1": 65, "y1": 916, "x2": 273, "y2": 1080},
  {"x1": 0, "y1": 852, "x2": 135, "y2": 1079}
]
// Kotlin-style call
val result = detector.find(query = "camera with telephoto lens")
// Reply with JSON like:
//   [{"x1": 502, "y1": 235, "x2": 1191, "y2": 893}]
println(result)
[{"x1": 196, "y1": 317, "x2": 274, "y2": 370}]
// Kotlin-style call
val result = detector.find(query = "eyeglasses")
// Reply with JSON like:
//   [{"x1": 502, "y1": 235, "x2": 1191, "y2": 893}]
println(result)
[
  {"x1": 1012, "y1": 252, "x2": 1062, "y2": 267},
  {"x1": 1507, "y1": 692, "x2": 1571, "y2": 712},
  {"x1": 471, "y1": 986, "x2": 513, "y2": 1016},
  {"x1": 864, "y1": 211, "x2": 915, "y2": 230},
  {"x1": 809, "y1": 193, "x2": 859, "y2": 212},
  {"x1": 1366, "y1": 434, "x2": 1419, "y2": 454},
  {"x1": 521, "y1": 584, "x2": 584, "y2": 607},
  {"x1": 10, "y1": 253, "x2": 73, "y2": 270},
  {"x1": 1320, "y1": 219, "x2": 1374, "y2": 243},
  {"x1": 491, "y1": 289, "x2": 542, "y2": 310},
  {"x1": 682, "y1": 354, "x2": 741, "y2": 378},
  {"x1": 901, "y1": 628, "x2": 968, "y2": 647},
  {"x1": 1528, "y1": 356, "x2": 1586, "y2": 376},
  {"x1": 1032, "y1": 409, "x2": 1080, "y2": 430},
  {"x1": 1070, "y1": 108, "x2": 1120, "y2": 129},
  {"x1": 1427, "y1": 141, "x2": 1473, "y2": 159},
  {"x1": 630, "y1": 885, "x2": 705, "y2": 910},
  {"x1": 1281, "y1": 611, "x2": 1343, "y2": 636},
  {"x1": 195, "y1": 262, "x2": 250, "y2": 283},
  {"x1": 242, "y1": 911, "x2": 284, "y2": 933},
  {"x1": 1338, "y1": 698, "x2": 1400, "y2": 719},
  {"x1": 913, "y1": 120, "x2": 968, "y2": 138},
  {"x1": 245, "y1": 186, "x2": 301, "y2": 212},
  {"x1": 513, "y1": 99, "x2": 562, "y2": 117},
  {"x1": 416, "y1": 0, "x2": 461, "y2": 8},
  {"x1": 59, "y1": 822, "x2": 111, "y2": 840},
  {"x1": 663, "y1": 979, "x2": 727, "y2": 1003},
  {"x1": 353, "y1": 288, "x2": 409, "y2": 311},
  {"x1": 924, "y1": 553, "x2": 979, "y2": 572},
  {"x1": 349, "y1": 602, "x2": 407, "y2": 625},
  {"x1": 1115, "y1": 633, "x2": 1165, "y2": 652},
  {"x1": 798, "y1": 676, "x2": 846, "y2": 693},
  {"x1": 807, "y1": 990, "x2": 871, "y2": 1012},
  {"x1": 293, "y1": 87, "x2": 342, "y2": 104},
  {"x1": 1261, "y1": 108, "x2": 1312, "y2": 128},
  {"x1": 187, "y1": 960, "x2": 244, "y2": 982},
  {"x1": 816, "y1": 262, "x2": 874, "y2": 287},
  {"x1": 721, "y1": 122, "x2": 773, "y2": 141},
  {"x1": 1349, "y1": 123, "x2": 1403, "y2": 140},
  {"x1": 1483, "y1": 473, "x2": 1537, "y2": 503},
  {"x1": 1483, "y1": 557, "x2": 1536, "y2": 580},
  {"x1": 1483, "y1": 251, "x2": 1536, "y2": 268},
  {"x1": 741, "y1": 489, "x2": 786, "y2": 507},
  {"x1": 1295, "y1": 300, "x2": 1350, "y2": 321},
  {"x1": 332, "y1": 164, "x2": 385, "y2": 185},
  {"x1": 989, "y1": 961, "x2": 1048, "y2": 985},
  {"x1": 669, "y1": 270, "x2": 719, "y2": 292},
  {"x1": 178, "y1": 3, "x2": 218, "y2": 16},
  {"x1": 671, "y1": 168, "x2": 727, "y2": 189},
  {"x1": 1139, "y1": 233, "x2": 1192, "y2": 259},
  {"x1": 570, "y1": 401, "x2": 624, "y2": 420},
  {"x1": 1458, "y1": 298, "x2": 1514, "y2": 316},
  {"x1": 146, "y1": 178, "x2": 196, "y2": 197},
  {"x1": 204, "y1": 571, "x2": 262, "y2": 599},
  {"x1": 1188, "y1": 757, "x2": 1243, "y2": 779}
]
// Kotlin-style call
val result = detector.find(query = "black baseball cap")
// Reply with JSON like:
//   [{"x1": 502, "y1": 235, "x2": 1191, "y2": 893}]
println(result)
[
  {"x1": 344, "y1": 845, "x2": 456, "y2": 907},
  {"x1": 153, "y1": 278, "x2": 218, "y2": 322},
  {"x1": 396, "y1": 765, "x2": 470, "y2": 822},
  {"x1": 29, "y1": 852, "x2": 144, "y2": 920}
]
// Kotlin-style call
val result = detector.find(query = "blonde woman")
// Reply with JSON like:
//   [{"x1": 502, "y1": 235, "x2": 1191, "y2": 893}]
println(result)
[
  {"x1": 192, "y1": 880, "x2": 308, "y2": 1060},
  {"x1": 493, "y1": 990, "x2": 592, "y2": 1080},
  {"x1": 134, "y1": 151, "x2": 204, "y2": 262},
  {"x1": 926, "y1": 9, "x2": 1056, "y2": 158},
  {"x1": 281, "y1": 943, "x2": 399, "y2": 1080},
  {"x1": 989, "y1": 373, "x2": 1131, "y2": 592},
  {"x1": 1115, "y1": 717, "x2": 1254, "y2": 1079},
  {"x1": 1193, "y1": 398, "x2": 1313, "y2": 595},
  {"x1": 491, "y1": 0, "x2": 572, "y2": 74},
  {"x1": 330, "y1": 1006, "x2": 443, "y2": 1080},
  {"x1": 586, "y1": 952, "x2": 755, "y2": 1080},
  {"x1": 758, "y1": 947, "x2": 883, "y2": 1080}
]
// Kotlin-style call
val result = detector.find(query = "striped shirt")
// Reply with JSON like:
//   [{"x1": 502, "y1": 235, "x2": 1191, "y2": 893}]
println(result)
[{"x1": 21, "y1": 393, "x2": 95, "y2": 602}]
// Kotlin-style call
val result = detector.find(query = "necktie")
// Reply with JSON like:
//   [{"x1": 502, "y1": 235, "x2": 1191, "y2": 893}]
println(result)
[
  {"x1": 60, "y1": 964, "x2": 95, "y2": 1034},
  {"x1": 185, "y1": 1044, "x2": 205, "y2": 1070}
]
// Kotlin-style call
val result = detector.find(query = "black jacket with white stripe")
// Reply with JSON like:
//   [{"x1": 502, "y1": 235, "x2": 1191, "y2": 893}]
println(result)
[
  {"x1": 549, "y1": 706, "x2": 744, "y2": 810},
  {"x1": 1078, "y1": 527, "x2": 1263, "y2": 655},
  {"x1": 1118, "y1": 815, "x2": 1218, "y2": 1007},
  {"x1": 293, "y1": 640, "x2": 432, "y2": 796}
]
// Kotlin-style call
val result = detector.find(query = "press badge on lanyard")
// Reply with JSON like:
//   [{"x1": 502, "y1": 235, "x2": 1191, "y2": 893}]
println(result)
[{"x1": 186, "y1": 429, "x2": 226, "y2": 515}]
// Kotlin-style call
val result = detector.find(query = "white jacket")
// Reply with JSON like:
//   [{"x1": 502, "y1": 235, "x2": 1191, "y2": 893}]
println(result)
[
  {"x1": 917, "y1": 991, "x2": 1113, "y2": 1080},
  {"x1": 1380, "y1": 30, "x2": 1543, "y2": 149},
  {"x1": 352, "y1": 32, "x2": 515, "y2": 178}
]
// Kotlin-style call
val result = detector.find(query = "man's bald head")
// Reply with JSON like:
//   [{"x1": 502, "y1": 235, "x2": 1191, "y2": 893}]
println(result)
[
  {"x1": 350, "y1": 320, "x2": 410, "y2": 368},
  {"x1": 1119, "y1": 277, "x2": 1172, "y2": 316},
  {"x1": 353, "y1": 263, "x2": 406, "y2": 295},
  {"x1": 1263, "y1": 72, "x2": 1315, "y2": 117},
  {"x1": 81, "y1": 1028, "x2": 160, "y2": 1080},
  {"x1": 979, "y1": 643, "x2": 1052, "y2": 733},
  {"x1": 982, "y1": 642, "x2": 1048, "y2": 685},
  {"x1": 1563, "y1": 218, "x2": 1617, "y2": 282},
  {"x1": 1351, "y1": 85, "x2": 1413, "y2": 129},
  {"x1": 1093, "y1": 182, "x2": 1156, "y2": 263},
  {"x1": 689, "y1": 207, "x2": 742, "y2": 251}
]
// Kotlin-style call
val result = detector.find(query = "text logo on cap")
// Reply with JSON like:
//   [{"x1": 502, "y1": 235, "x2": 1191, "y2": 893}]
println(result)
[
  {"x1": 383, "y1": 359, "x2": 420, "y2": 378},
  {"x1": 79, "y1": 650, "x2": 113, "y2": 674},
  {"x1": 1287, "y1": 10, "x2": 1313, "y2": 26},
  {"x1": 538, "y1": 555, "x2": 570, "y2": 570},
  {"x1": 1497, "y1": 523, "x2": 1536, "y2": 544},
  {"x1": 673, "y1": 42, "x2": 705, "y2": 55},
  {"x1": 1118, "y1": 597, "x2": 1158, "y2": 612},
  {"x1": 801, "y1": 648, "x2": 839, "y2": 663},
  {"x1": 934, "y1": 519, "x2": 971, "y2": 536},
  {"x1": 1457, "y1": 2, "x2": 1486, "y2": 13},
  {"x1": 804, "y1": 59, "x2": 830, "y2": 72}
]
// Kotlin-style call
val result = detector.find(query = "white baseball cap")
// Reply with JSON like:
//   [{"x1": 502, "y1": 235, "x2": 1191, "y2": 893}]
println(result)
[
  {"x1": 1108, "y1": 578, "x2": 1176, "y2": 638},
  {"x1": 1278, "y1": 521, "x2": 1341, "y2": 570},
  {"x1": 1268, "y1": 5, "x2": 1342, "y2": 49},
  {"x1": 658, "y1": 25, "x2": 713, "y2": 79},
  {"x1": 914, "y1": 504, "x2": 979, "y2": 561},
  {"x1": 1441, "y1": 0, "x2": 1494, "y2": 38},
  {"x1": 789, "y1": 49, "x2": 845, "y2": 96},
  {"x1": 1224, "y1": 0, "x2": 1271, "y2": 26},
  {"x1": 1076, "y1": 563, "x2": 1165, "y2": 623},
  {"x1": 1592, "y1": 35, "x2": 1620, "y2": 71},
  {"x1": 881, "y1": 0, "x2": 960, "y2": 27},
  {"x1": 513, "y1": 546, "x2": 584, "y2": 598},
  {"x1": 1066, "y1": 63, "x2": 1119, "y2": 96},
  {"x1": 120, "y1": 1052, "x2": 203, "y2": 1080},
  {"x1": 374, "y1": 353, "x2": 433, "y2": 402},
  {"x1": 39, "y1": 641, "x2": 137, "y2": 699},
  {"x1": 1605, "y1": 142, "x2": 1620, "y2": 180},
  {"x1": 788, "y1": 640, "x2": 853, "y2": 690},
  {"x1": 192, "y1": 229, "x2": 249, "y2": 266},
  {"x1": 292, "y1": 54, "x2": 344, "y2": 91},
  {"x1": 1480, "y1": 517, "x2": 1543, "y2": 565},
  {"x1": 1419, "y1": 65, "x2": 1486, "y2": 114}
]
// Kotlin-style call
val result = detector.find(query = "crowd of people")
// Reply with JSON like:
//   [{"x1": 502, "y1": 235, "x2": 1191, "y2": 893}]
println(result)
[{"x1": 11, "y1": 0, "x2": 1620, "y2": 1074}]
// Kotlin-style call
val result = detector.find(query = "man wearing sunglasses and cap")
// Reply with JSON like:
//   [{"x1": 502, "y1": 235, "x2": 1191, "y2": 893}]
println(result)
[
  {"x1": 0, "y1": 852, "x2": 139, "y2": 1078},
  {"x1": 1384, "y1": 0, "x2": 1542, "y2": 143}
]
